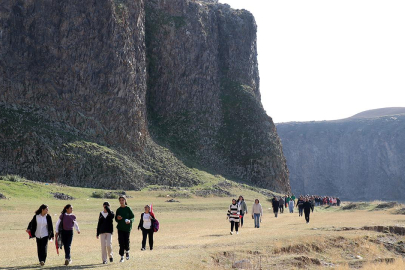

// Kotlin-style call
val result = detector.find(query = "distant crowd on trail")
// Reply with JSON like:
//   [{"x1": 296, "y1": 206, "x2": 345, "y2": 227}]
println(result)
[
  {"x1": 227, "y1": 194, "x2": 343, "y2": 235},
  {"x1": 26, "y1": 195, "x2": 159, "y2": 267}
]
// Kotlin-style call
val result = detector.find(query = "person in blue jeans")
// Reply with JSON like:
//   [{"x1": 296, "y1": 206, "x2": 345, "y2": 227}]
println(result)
[{"x1": 251, "y1": 199, "x2": 263, "y2": 228}]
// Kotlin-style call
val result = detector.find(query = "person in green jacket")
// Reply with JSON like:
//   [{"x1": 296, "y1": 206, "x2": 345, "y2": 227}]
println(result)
[
  {"x1": 237, "y1": 195, "x2": 248, "y2": 228},
  {"x1": 115, "y1": 195, "x2": 134, "y2": 263}
]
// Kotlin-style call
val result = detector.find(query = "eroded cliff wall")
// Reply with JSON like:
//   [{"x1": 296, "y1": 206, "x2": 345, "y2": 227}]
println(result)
[
  {"x1": 0, "y1": 0, "x2": 290, "y2": 192},
  {"x1": 277, "y1": 114, "x2": 405, "y2": 200},
  {"x1": 146, "y1": 0, "x2": 289, "y2": 192}
]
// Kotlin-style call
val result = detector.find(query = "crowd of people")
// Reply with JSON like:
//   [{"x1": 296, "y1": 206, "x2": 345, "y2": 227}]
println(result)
[
  {"x1": 26, "y1": 195, "x2": 157, "y2": 267},
  {"x1": 227, "y1": 193, "x2": 343, "y2": 234},
  {"x1": 27, "y1": 193, "x2": 341, "y2": 266}
]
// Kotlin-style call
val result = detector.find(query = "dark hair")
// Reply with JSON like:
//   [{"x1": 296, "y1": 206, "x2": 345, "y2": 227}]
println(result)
[
  {"x1": 119, "y1": 195, "x2": 127, "y2": 205},
  {"x1": 255, "y1": 199, "x2": 260, "y2": 203},
  {"x1": 103, "y1": 201, "x2": 110, "y2": 207},
  {"x1": 61, "y1": 204, "x2": 72, "y2": 214},
  {"x1": 35, "y1": 204, "x2": 48, "y2": 215}
]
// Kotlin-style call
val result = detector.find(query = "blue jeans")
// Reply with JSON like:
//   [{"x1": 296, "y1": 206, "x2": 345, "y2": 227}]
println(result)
[{"x1": 254, "y1": 214, "x2": 260, "y2": 228}]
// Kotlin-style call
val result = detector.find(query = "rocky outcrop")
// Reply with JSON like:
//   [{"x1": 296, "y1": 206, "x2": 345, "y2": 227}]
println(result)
[
  {"x1": 277, "y1": 110, "x2": 405, "y2": 200},
  {"x1": 0, "y1": 0, "x2": 290, "y2": 192},
  {"x1": 146, "y1": 0, "x2": 289, "y2": 192}
]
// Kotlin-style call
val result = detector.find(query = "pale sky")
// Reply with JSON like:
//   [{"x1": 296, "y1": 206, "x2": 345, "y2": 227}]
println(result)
[{"x1": 218, "y1": 0, "x2": 405, "y2": 123}]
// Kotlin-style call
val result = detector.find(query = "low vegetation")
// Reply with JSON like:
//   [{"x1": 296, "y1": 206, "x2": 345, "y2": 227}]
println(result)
[{"x1": 0, "y1": 176, "x2": 404, "y2": 269}]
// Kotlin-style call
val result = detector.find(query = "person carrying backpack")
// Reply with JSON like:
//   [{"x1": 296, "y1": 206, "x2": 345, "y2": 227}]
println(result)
[{"x1": 138, "y1": 205, "x2": 156, "y2": 251}]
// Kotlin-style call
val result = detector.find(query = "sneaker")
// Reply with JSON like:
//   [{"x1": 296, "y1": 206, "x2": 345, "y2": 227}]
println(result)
[
  {"x1": 64, "y1": 259, "x2": 69, "y2": 266},
  {"x1": 150, "y1": 248, "x2": 153, "y2": 251},
  {"x1": 40, "y1": 261, "x2": 45, "y2": 266},
  {"x1": 126, "y1": 252, "x2": 130, "y2": 260},
  {"x1": 120, "y1": 256, "x2": 124, "y2": 263},
  {"x1": 230, "y1": 231, "x2": 233, "y2": 235},
  {"x1": 110, "y1": 257, "x2": 113, "y2": 263},
  {"x1": 141, "y1": 248, "x2": 146, "y2": 251},
  {"x1": 236, "y1": 232, "x2": 239, "y2": 235},
  {"x1": 103, "y1": 261, "x2": 107, "y2": 264}
]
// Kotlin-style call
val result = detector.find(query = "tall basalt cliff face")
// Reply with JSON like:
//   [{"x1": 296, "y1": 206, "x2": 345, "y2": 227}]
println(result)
[
  {"x1": 277, "y1": 112, "x2": 405, "y2": 200},
  {"x1": 146, "y1": 0, "x2": 289, "y2": 192},
  {"x1": 0, "y1": 0, "x2": 290, "y2": 192}
]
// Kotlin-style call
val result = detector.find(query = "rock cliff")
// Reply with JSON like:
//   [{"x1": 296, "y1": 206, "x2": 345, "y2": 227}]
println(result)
[
  {"x1": 276, "y1": 109, "x2": 405, "y2": 200},
  {"x1": 0, "y1": 0, "x2": 290, "y2": 192}
]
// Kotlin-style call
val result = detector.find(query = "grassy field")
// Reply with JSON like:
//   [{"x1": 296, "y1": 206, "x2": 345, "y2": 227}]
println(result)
[{"x1": 1, "y1": 177, "x2": 405, "y2": 269}]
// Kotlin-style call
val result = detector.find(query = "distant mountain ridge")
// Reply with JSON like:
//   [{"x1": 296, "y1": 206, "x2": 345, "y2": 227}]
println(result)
[
  {"x1": 348, "y1": 107, "x2": 405, "y2": 119},
  {"x1": 276, "y1": 108, "x2": 405, "y2": 200}
]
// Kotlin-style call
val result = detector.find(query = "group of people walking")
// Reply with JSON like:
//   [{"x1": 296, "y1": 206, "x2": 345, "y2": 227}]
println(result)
[
  {"x1": 26, "y1": 195, "x2": 156, "y2": 267},
  {"x1": 270, "y1": 195, "x2": 314, "y2": 223},
  {"x1": 227, "y1": 196, "x2": 263, "y2": 234}
]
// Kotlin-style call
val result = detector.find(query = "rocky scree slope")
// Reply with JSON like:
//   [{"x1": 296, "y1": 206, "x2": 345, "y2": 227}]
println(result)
[
  {"x1": 0, "y1": 0, "x2": 290, "y2": 192},
  {"x1": 276, "y1": 110, "x2": 405, "y2": 200}
]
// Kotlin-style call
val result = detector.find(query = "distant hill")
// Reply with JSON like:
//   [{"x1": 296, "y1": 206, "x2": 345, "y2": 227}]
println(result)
[
  {"x1": 348, "y1": 107, "x2": 405, "y2": 119},
  {"x1": 277, "y1": 108, "x2": 405, "y2": 200}
]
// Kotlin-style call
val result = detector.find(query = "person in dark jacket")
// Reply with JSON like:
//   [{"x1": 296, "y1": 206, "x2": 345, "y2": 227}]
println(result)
[
  {"x1": 137, "y1": 205, "x2": 156, "y2": 251},
  {"x1": 296, "y1": 196, "x2": 304, "y2": 217},
  {"x1": 303, "y1": 198, "x2": 314, "y2": 223},
  {"x1": 115, "y1": 195, "x2": 134, "y2": 262},
  {"x1": 272, "y1": 197, "x2": 280, "y2": 218},
  {"x1": 26, "y1": 204, "x2": 54, "y2": 266},
  {"x1": 97, "y1": 202, "x2": 115, "y2": 264},
  {"x1": 279, "y1": 197, "x2": 284, "y2": 213}
]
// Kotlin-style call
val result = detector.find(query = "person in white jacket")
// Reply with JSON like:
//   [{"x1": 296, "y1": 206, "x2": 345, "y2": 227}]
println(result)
[{"x1": 251, "y1": 199, "x2": 263, "y2": 228}]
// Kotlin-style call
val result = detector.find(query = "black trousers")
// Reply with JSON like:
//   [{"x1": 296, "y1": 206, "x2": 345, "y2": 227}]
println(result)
[
  {"x1": 298, "y1": 207, "x2": 304, "y2": 216},
  {"x1": 61, "y1": 230, "x2": 73, "y2": 260},
  {"x1": 279, "y1": 205, "x2": 284, "y2": 213},
  {"x1": 36, "y1": 237, "x2": 48, "y2": 262},
  {"x1": 304, "y1": 210, "x2": 310, "y2": 223},
  {"x1": 141, "y1": 228, "x2": 154, "y2": 249},
  {"x1": 230, "y1": 221, "x2": 239, "y2": 232},
  {"x1": 240, "y1": 212, "x2": 244, "y2": 226},
  {"x1": 118, "y1": 230, "x2": 130, "y2": 256}
]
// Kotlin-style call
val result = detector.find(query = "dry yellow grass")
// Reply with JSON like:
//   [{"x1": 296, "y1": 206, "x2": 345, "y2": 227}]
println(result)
[{"x1": 0, "y1": 186, "x2": 405, "y2": 269}]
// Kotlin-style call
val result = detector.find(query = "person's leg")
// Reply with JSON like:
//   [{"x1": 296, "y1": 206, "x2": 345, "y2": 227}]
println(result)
[
  {"x1": 118, "y1": 230, "x2": 125, "y2": 256},
  {"x1": 149, "y1": 230, "x2": 154, "y2": 250},
  {"x1": 42, "y1": 237, "x2": 48, "y2": 263},
  {"x1": 142, "y1": 229, "x2": 147, "y2": 249},
  {"x1": 253, "y1": 214, "x2": 258, "y2": 227},
  {"x1": 36, "y1": 238, "x2": 41, "y2": 262},
  {"x1": 240, "y1": 214, "x2": 244, "y2": 227},
  {"x1": 125, "y1": 231, "x2": 130, "y2": 254},
  {"x1": 235, "y1": 222, "x2": 239, "y2": 232},
  {"x1": 106, "y1": 233, "x2": 113, "y2": 259},
  {"x1": 100, "y1": 233, "x2": 107, "y2": 262},
  {"x1": 230, "y1": 221, "x2": 234, "y2": 232},
  {"x1": 62, "y1": 230, "x2": 73, "y2": 260}
]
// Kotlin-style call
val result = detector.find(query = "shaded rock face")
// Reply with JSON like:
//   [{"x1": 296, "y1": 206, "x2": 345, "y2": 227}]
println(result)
[
  {"x1": 0, "y1": 0, "x2": 290, "y2": 192},
  {"x1": 0, "y1": 0, "x2": 147, "y2": 150},
  {"x1": 277, "y1": 114, "x2": 405, "y2": 200},
  {"x1": 146, "y1": 0, "x2": 290, "y2": 192}
]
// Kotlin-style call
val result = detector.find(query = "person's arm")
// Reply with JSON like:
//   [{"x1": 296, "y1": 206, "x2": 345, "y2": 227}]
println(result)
[
  {"x1": 55, "y1": 218, "x2": 61, "y2": 233},
  {"x1": 138, "y1": 213, "x2": 143, "y2": 230},
  {"x1": 47, "y1": 216, "x2": 54, "y2": 239},
  {"x1": 128, "y1": 207, "x2": 135, "y2": 224},
  {"x1": 105, "y1": 206, "x2": 115, "y2": 220},
  {"x1": 115, "y1": 208, "x2": 120, "y2": 223},
  {"x1": 97, "y1": 213, "x2": 101, "y2": 237},
  {"x1": 74, "y1": 220, "x2": 80, "y2": 233}
]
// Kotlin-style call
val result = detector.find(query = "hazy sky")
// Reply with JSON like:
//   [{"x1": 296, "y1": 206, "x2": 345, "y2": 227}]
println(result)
[{"x1": 218, "y1": 0, "x2": 405, "y2": 123}]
